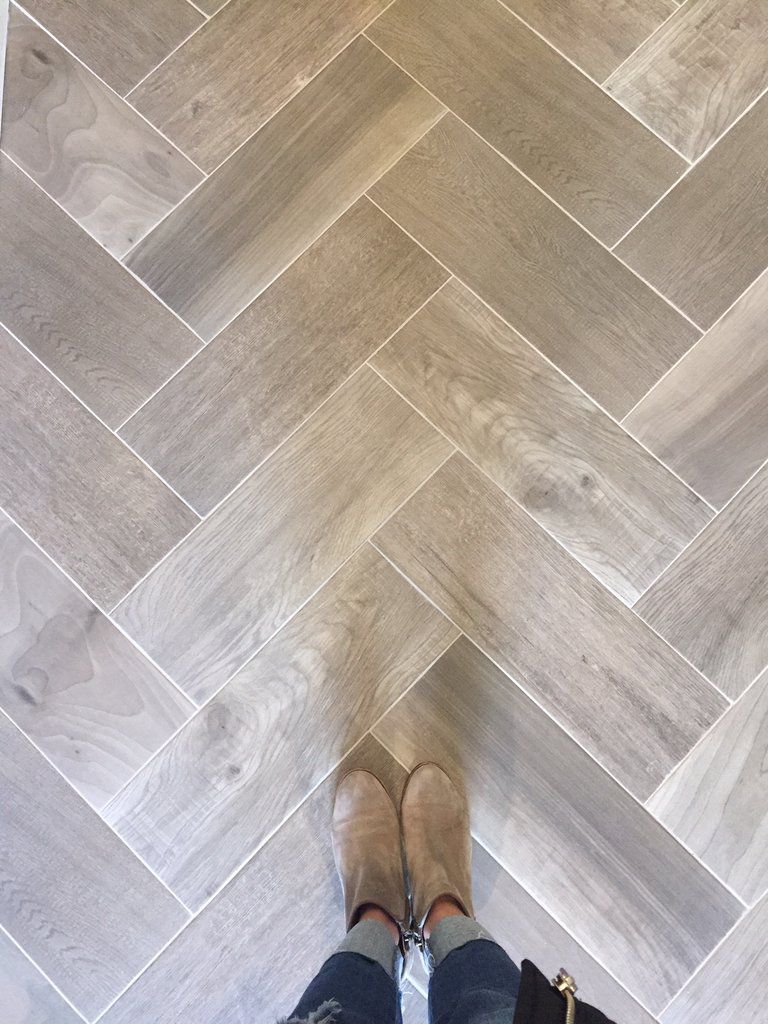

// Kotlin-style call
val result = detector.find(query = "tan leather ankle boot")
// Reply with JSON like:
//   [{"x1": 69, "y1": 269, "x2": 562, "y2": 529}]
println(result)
[
  {"x1": 400, "y1": 762, "x2": 474, "y2": 933},
  {"x1": 332, "y1": 770, "x2": 410, "y2": 933}
]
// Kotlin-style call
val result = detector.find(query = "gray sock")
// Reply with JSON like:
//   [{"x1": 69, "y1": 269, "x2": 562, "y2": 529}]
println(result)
[
  {"x1": 335, "y1": 919, "x2": 402, "y2": 978},
  {"x1": 424, "y1": 915, "x2": 496, "y2": 972}
]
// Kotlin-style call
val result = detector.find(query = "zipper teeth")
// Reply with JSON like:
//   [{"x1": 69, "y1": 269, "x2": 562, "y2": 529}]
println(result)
[{"x1": 564, "y1": 988, "x2": 576, "y2": 1024}]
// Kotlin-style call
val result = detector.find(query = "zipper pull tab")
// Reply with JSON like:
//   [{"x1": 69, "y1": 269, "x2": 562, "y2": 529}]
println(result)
[{"x1": 552, "y1": 969, "x2": 578, "y2": 1024}]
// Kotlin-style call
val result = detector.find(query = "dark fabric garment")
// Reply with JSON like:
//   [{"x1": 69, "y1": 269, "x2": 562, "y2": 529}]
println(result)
[
  {"x1": 513, "y1": 960, "x2": 617, "y2": 1024},
  {"x1": 283, "y1": 951, "x2": 401, "y2": 1024},
  {"x1": 430, "y1": 937, "x2": 521, "y2": 1024}
]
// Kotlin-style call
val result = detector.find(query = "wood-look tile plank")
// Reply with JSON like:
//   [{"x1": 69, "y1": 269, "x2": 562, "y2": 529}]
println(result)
[
  {"x1": 374, "y1": 454, "x2": 726, "y2": 798},
  {"x1": 106, "y1": 546, "x2": 457, "y2": 908},
  {"x1": 605, "y1": 0, "x2": 768, "y2": 160},
  {"x1": 501, "y1": 0, "x2": 676, "y2": 81},
  {"x1": 114, "y1": 368, "x2": 452, "y2": 702},
  {"x1": 0, "y1": 512, "x2": 194, "y2": 810},
  {"x1": 0, "y1": 928, "x2": 82, "y2": 1024},
  {"x1": 121, "y1": 199, "x2": 447, "y2": 514},
  {"x1": 648, "y1": 669, "x2": 768, "y2": 905},
  {"x1": 0, "y1": 153, "x2": 201, "y2": 426},
  {"x1": 100, "y1": 735, "x2": 407, "y2": 1024},
  {"x1": 616, "y1": 94, "x2": 768, "y2": 329},
  {"x1": 662, "y1": 893, "x2": 767, "y2": 1024},
  {"x1": 20, "y1": 0, "x2": 202, "y2": 96},
  {"x1": 369, "y1": 115, "x2": 699, "y2": 417},
  {"x1": 374, "y1": 638, "x2": 740, "y2": 1012},
  {"x1": 636, "y1": 463, "x2": 768, "y2": 698},
  {"x1": 126, "y1": 39, "x2": 443, "y2": 340},
  {"x1": 131, "y1": 0, "x2": 393, "y2": 171},
  {"x1": 1, "y1": 8, "x2": 203, "y2": 257},
  {"x1": 372, "y1": 280, "x2": 710, "y2": 602},
  {"x1": 624, "y1": 270, "x2": 768, "y2": 509},
  {"x1": 0, "y1": 712, "x2": 189, "y2": 1019},
  {"x1": 0, "y1": 328, "x2": 198, "y2": 609},
  {"x1": 367, "y1": 0, "x2": 683, "y2": 244}
]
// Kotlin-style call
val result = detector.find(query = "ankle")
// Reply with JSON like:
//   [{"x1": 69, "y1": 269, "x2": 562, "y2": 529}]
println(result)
[
  {"x1": 358, "y1": 904, "x2": 400, "y2": 944},
  {"x1": 423, "y1": 895, "x2": 467, "y2": 940}
]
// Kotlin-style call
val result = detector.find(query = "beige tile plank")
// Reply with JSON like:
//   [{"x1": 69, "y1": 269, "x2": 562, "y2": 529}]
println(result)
[
  {"x1": 131, "y1": 0, "x2": 393, "y2": 171},
  {"x1": 371, "y1": 279, "x2": 711, "y2": 603},
  {"x1": 126, "y1": 38, "x2": 444, "y2": 340},
  {"x1": 616, "y1": 93, "x2": 768, "y2": 329},
  {"x1": 0, "y1": 153, "x2": 201, "y2": 427},
  {"x1": 121, "y1": 198, "x2": 447, "y2": 514},
  {"x1": 373, "y1": 637, "x2": 741, "y2": 1012},
  {"x1": 636, "y1": 462, "x2": 768, "y2": 698},
  {"x1": 0, "y1": 712, "x2": 189, "y2": 1020},
  {"x1": 369, "y1": 115, "x2": 699, "y2": 418},
  {"x1": 114, "y1": 367, "x2": 452, "y2": 702},
  {"x1": 105, "y1": 545, "x2": 457, "y2": 909},
  {"x1": 605, "y1": 0, "x2": 768, "y2": 160},
  {"x1": 0, "y1": 928, "x2": 82, "y2": 1024},
  {"x1": 0, "y1": 511, "x2": 194, "y2": 810},
  {"x1": 19, "y1": 0, "x2": 202, "y2": 96},
  {"x1": 624, "y1": 269, "x2": 768, "y2": 509},
  {"x1": 367, "y1": 0, "x2": 684, "y2": 245},
  {"x1": 373, "y1": 453, "x2": 726, "y2": 798},
  {"x1": 1, "y1": 8, "x2": 203, "y2": 257},
  {"x1": 0, "y1": 327, "x2": 198, "y2": 609}
]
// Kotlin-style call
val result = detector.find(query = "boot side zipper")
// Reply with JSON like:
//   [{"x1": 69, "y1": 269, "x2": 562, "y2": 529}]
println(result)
[{"x1": 552, "y1": 968, "x2": 578, "y2": 1024}]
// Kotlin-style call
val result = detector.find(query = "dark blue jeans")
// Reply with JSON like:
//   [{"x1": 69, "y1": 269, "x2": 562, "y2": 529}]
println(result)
[{"x1": 288, "y1": 938, "x2": 521, "y2": 1024}]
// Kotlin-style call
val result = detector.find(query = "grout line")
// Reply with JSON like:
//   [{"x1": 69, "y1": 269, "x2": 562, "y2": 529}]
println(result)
[
  {"x1": 599, "y1": 0, "x2": 683, "y2": 88},
  {"x1": 610, "y1": 162, "x2": 693, "y2": 251},
  {"x1": 683, "y1": 78, "x2": 768, "y2": 169},
  {"x1": 185, "y1": 0, "x2": 210, "y2": 18},
  {"x1": 0, "y1": 922, "x2": 90, "y2": 1023}
]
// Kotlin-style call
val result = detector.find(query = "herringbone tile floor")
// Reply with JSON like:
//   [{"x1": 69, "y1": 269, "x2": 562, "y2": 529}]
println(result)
[{"x1": 1, "y1": 2, "x2": 767, "y2": 1022}]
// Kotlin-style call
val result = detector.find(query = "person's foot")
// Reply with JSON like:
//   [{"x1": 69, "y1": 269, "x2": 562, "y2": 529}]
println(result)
[
  {"x1": 332, "y1": 770, "x2": 409, "y2": 937},
  {"x1": 400, "y1": 763, "x2": 474, "y2": 936}
]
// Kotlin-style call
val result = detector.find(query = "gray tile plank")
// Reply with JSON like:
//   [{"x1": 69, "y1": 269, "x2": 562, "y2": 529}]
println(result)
[
  {"x1": 1, "y1": 8, "x2": 203, "y2": 257},
  {"x1": 20, "y1": 0, "x2": 202, "y2": 96},
  {"x1": 0, "y1": 928, "x2": 81, "y2": 1024},
  {"x1": 605, "y1": 0, "x2": 768, "y2": 160},
  {"x1": 121, "y1": 198, "x2": 447, "y2": 514},
  {"x1": 636, "y1": 462, "x2": 768, "y2": 698},
  {"x1": 0, "y1": 511, "x2": 194, "y2": 810},
  {"x1": 369, "y1": 115, "x2": 699, "y2": 417},
  {"x1": 0, "y1": 712, "x2": 189, "y2": 1019},
  {"x1": 616, "y1": 93, "x2": 768, "y2": 329},
  {"x1": 0, "y1": 327, "x2": 198, "y2": 609},
  {"x1": 371, "y1": 279, "x2": 711, "y2": 603},
  {"x1": 648, "y1": 669, "x2": 768, "y2": 906},
  {"x1": 126, "y1": 39, "x2": 444, "y2": 340},
  {"x1": 0, "y1": 153, "x2": 201, "y2": 426},
  {"x1": 373, "y1": 637, "x2": 741, "y2": 1013},
  {"x1": 114, "y1": 367, "x2": 452, "y2": 702},
  {"x1": 373, "y1": 453, "x2": 726, "y2": 798},
  {"x1": 367, "y1": 0, "x2": 684, "y2": 245},
  {"x1": 131, "y1": 0, "x2": 393, "y2": 171},
  {"x1": 105, "y1": 545, "x2": 457, "y2": 909},
  {"x1": 624, "y1": 269, "x2": 768, "y2": 509}
]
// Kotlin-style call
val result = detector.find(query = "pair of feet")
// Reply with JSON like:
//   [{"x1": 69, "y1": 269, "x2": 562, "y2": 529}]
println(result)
[{"x1": 332, "y1": 763, "x2": 474, "y2": 954}]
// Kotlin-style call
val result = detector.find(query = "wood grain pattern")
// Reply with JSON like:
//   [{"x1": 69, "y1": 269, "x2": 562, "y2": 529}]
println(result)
[
  {"x1": 662, "y1": 892, "x2": 768, "y2": 1024},
  {"x1": 616, "y1": 93, "x2": 768, "y2": 328},
  {"x1": 369, "y1": 115, "x2": 699, "y2": 417},
  {"x1": 126, "y1": 39, "x2": 443, "y2": 340},
  {"x1": 20, "y1": 0, "x2": 202, "y2": 96},
  {"x1": 0, "y1": 327, "x2": 198, "y2": 609},
  {"x1": 500, "y1": 0, "x2": 676, "y2": 81},
  {"x1": 374, "y1": 454, "x2": 726, "y2": 798},
  {"x1": 114, "y1": 368, "x2": 452, "y2": 701},
  {"x1": 372, "y1": 280, "x2": 711, "y2": 602},
  {"x1": 106, "y1": 546, "x2": 457, "y2": 909},
  {"x1": 0, "y1": 928, "x2": 81, "y2": 1024},
  {"x1": 1, "y1": 8, "x2": 203, "y2": 257},
  {"x1": 0, "y1": 512, "x2": 193, "y2": 809},
  {"x1": 0, "y1": 712, "x2": 189, "y2": 1019},
  {"x1": 131, "y1": 0, "x2": 392, "y2": 170},
  {"x1": 121, "y1": 198, "x2": 447, "y2": 514},
  {"x1": 605, "y1": 0, "x2": 768, "y2": 160},
  {"x1": 367, "y1": 0, "x2": 683, "y2": 244},
  {"x1": 624, "y1": 269, "x2": 768, "y2": 509},
  {"x1": 373, "y1": 637, "x2": 741, "y2": 1013},
  {"x1": 648, "y1": 669, "x2": 768, "y2": 905},
  {"x1": 0, "y1": 153, "x2": 201, "y2": 426},
  {"x1": 637, "y1": 463, "x2": 768, "y2": 698}
]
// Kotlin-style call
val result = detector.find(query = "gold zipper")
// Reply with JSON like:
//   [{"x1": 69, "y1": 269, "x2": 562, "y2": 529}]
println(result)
[{"x1": 552, "y1": 968, "x2": 578, "y2": 1024}]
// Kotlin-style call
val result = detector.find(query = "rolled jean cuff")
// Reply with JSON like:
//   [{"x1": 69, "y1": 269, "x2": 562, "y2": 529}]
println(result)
[
  {"x1": 335, "y1": 919, "x2": 401, "y2": 978},
  {"x1": 425, "y1": 916, "x2": 497, "y2": 971}
]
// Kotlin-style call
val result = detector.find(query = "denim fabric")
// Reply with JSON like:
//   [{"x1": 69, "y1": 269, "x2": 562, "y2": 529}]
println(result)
[
  {"x1": 285, "y1": 951, "x2": 402, "y2": 1024},
  {"x1": 429, "y1": 938, "x2": 521, "y2": 1024}
]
